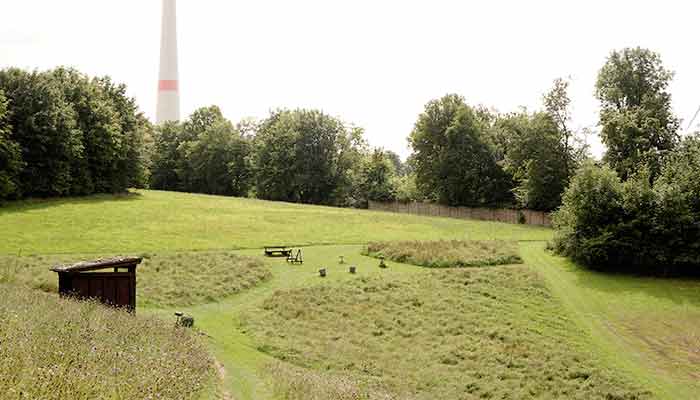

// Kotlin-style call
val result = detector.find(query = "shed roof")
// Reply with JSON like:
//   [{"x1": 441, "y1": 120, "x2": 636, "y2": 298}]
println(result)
[{"x1": 50, "y1": 257, "x2": 142, "y2": 273}]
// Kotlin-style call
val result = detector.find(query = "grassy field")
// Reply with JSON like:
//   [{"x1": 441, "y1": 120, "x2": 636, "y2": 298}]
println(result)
[
  {"x1": 242, "y1": 266, "x2": 647, "y2": 399},
  {"x1": 521, "y1": 244, "x2": 700, "y2": 399},
  {"x1": 364, "y1": 240, "x2": 522, "y2": 268},
  {"x1": 2, "y1": 190, "x2": 700, "y2": 399},
  {"x1": 0, "y1": 284, "x2": 213, "y2": 400},
  {"x1": 0, "y1": 190, "x2": 552, "y2": 255}
]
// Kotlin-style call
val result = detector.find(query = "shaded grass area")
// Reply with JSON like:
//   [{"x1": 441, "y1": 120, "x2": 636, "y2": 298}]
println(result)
[
  {"x1": 0, "y1": 190, "x2": 552, "y2": 254},
  {"x1": 364, "y1": 240, "x2": 522, "y2": 268},
  {"x1": 241, "y1": 265, "x2": 648, "y2": 400},
  {"x1": 0, "y1": 284, "x2": 213, "y2": 400},
  {"x1": 0, "y1": 251, "x2": 272, "y2": 308},
  {"x1": 522, "y1": 243, "x2": 700, "y2": 399}
]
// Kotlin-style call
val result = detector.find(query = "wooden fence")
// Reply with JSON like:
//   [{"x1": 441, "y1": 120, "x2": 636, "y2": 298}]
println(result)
[{"x1": 368, "y1": 201, "x2": 552, "y2": 227}]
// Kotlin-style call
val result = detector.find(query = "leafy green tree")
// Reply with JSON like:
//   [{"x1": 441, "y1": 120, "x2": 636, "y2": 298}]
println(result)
[
  {"x1": 496, "y1": 112, "x2": 570, "y2": 211},
  {"x1": 543, "y1": 78, "x2": 587, "y2": 179},
  {"x1": 552, "y1": 162, "x2": 625, "y2": 267},
  {"x1": 394, "y1": 173, "x2": 423, "y2": 203},
  {"x1": 596, "y1": 47, "x2": 679, "y2": 180},
  {"x1": 51, "y1": 68, "x2": 120, "y2": 195},
  {"x1": 409, "y1": 94, "x2": 512, "y2": 207},
  {"x1": 0, "y1": 68, "x2": 83, "y2": 197},
  {"x1": 0, "y1": 89, "x2": 24, "y2": 199},
  {"x1": 0, "y1": 67, "x2": 147, "y2": 198},
  {"x1": 353, "y1": 149, "x2": 397, "y2": 206},
  {"x1": 150, "y1": 106, "x2": 252, "y2": 196},
  {"x1": 183, "y1": 118, "x2": 252, "y2": 196},
  {"x1": 95, "y1": 77, "x2": 151, "y2": 190},
  {"x1": 253, "y1": 109, "x2": 361, "y2": 205},
  {"x1": 150, "y1": 121, "x2": 183, "y2": 191},
  {"x1": 553, "y1": 136, "x2": 700, "y2": 274},
  {"x1": 384, "y1": 150, "x2": 406, "y2": 176}
]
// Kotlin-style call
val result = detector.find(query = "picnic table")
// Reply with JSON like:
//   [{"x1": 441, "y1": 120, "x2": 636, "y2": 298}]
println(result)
[{"x1": 264, "y1": 246, "x2": 292, "y2": 257}]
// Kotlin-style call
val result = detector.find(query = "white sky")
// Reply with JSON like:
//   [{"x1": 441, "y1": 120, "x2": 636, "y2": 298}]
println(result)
[{"x1": 1, "y1": 0, "x2": 698, "y2": 159}]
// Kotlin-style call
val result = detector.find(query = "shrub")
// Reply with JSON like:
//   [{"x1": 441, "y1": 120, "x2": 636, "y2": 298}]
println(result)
[{"x1": 553, "y1": 138, "x2": 700, "y2": 274}]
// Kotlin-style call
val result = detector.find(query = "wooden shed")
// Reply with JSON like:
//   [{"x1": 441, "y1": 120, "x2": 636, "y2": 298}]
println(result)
[{"x1": 51, "y1": 257, "x2": 142, "y2": 312}]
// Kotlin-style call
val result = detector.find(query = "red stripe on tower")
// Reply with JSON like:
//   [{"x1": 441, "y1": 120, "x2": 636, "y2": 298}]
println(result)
[{"x1": 158, "y1": 80, "x2": 179, "y2": 91}]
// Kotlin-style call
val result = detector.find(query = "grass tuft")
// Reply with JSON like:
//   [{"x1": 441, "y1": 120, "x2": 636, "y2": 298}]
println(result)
[
  {"x1": 364, "y1": 240, "x2": 523, "y2": 268},
  {"x1": 0, "y1": 284, "x2": 213, "y2": 400}
]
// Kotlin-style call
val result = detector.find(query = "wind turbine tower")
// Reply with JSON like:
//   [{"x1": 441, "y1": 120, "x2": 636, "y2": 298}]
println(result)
[{"x1": 156, "y1": 0, "x2": 180, "y2": 124}]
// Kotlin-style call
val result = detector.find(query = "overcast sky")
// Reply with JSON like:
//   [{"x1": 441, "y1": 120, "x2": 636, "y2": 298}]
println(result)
[{"x1": 1, "y1": 0, "x2": 698, "y2": 159}]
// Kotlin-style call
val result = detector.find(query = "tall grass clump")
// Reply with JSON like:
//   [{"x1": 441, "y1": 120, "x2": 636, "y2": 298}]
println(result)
[
  {"x1": 363, "y1": 240, "x2": 522, "y2": 268},
  {"x1": 0, "y1": 284, "x2": 213, "y2": 400},
  {"x1": 0, "y1": 251, "x2": 272, "y2": 307}
]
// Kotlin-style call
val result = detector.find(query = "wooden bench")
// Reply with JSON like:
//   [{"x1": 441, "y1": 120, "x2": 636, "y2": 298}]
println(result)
[
  {"x1": 264, "y1": 246, "x2": 292, "y2": 257},
  {"x1": 286, "y1": 249, "x2": 304, "y2": 265}
]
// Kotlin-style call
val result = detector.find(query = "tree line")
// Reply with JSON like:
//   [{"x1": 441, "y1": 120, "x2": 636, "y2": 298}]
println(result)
[
  {"x1": 0, "y1": 66, "x2": 588, "y2": 211},
  {"x1": 0, "y1": 68, "x2": 149, "y2": 200},
  {"x1": 1, "y1": 48, "x2": 699, "y2": 273}
]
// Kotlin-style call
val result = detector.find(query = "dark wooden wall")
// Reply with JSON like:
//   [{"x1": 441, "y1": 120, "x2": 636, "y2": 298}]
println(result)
[{"x1": 58, "y1": 269, "x2": 136, "y2": 311}]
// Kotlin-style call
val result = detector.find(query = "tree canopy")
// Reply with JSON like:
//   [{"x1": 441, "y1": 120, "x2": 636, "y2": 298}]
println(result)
[
  {"x1": 252, "y1": 109, "x2": 364, "y2": 205},
  {"x1": 408, "y1": 94, "x2": 512, "y2": 207},
  {"x1": 0, "y1": 67, "x2": 148, "y2": 200},
  {"x1": 150, "y1": 106, "x2": 252, "y2": 197},
  {"x1": 596, "y1": 47, "x2": 679, "y2": 180}
]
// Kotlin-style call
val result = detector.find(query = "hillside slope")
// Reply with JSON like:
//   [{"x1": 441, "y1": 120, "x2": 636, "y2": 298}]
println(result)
[{"x1": 0, "y1": 190, "x2": 552, "y2": 254}]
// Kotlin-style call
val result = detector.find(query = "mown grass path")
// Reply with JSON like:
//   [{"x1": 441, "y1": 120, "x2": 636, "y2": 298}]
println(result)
[
  {"x1": 148, "y1": 245, "x2": 427, "y2": 399},
  {"x1": 149, "y1": 243, "x2": 700, "y2": 400},
  {"x1": 521, "y1": 242, "x2": 700, "y2": 400}
]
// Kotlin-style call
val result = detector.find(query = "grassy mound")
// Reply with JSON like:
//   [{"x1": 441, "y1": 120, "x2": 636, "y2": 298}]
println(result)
[
  {"x1": 364, "y1": 240, "x2": 522, "y2": 268},
  {"x1": 242, "y1": 267, "x2": 648, "y2": 399},
  {"x1": 0, "y1": 251, "x2": 272, "y2": 308},
  {"x1": 0, "y1": 284, "x2": 213, "y2": 400}
]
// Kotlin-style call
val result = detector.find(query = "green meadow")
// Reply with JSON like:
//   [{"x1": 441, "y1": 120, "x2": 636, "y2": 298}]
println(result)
[{"x1": 2, "y1": 190, "x2": 699, "y2": 399}]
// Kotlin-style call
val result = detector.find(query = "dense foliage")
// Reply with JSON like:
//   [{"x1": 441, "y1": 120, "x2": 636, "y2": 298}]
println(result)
[
  {"x1": 252, "y1": 109, "x2": 365, "y2": 205},
  {"x1": 552, "y1": 48, "x2": 699, "y2": 274},
  {"x1": 553, "y1": 135, "x2": 700, "y2": 274},
  {"x1": 0, "y1": 68, "x2": 148, "y2": 200},
  {"x1": 0, "y1": 68, "x2": 148, "y2": 198},
  {"x1": 150, "y1": 106, "x2": 253, "y2": 196},
  {"x1": 351, "y1": 149, "x2": 398, "y2": 207},
  {"x1": 0, "y1": 90, "x2": 23, "y2": 199},
  {"x1": 409, "y1": 94, "x2": 513, "y2": 207},
  {"x1": 493, "y1": 111, "x2": 573, "y2": 211}
]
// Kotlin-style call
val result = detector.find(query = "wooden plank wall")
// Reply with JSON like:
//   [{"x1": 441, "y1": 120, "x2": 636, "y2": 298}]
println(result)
[{"x1": 368, "y1": 201, "x2": 552, "y2": 227}]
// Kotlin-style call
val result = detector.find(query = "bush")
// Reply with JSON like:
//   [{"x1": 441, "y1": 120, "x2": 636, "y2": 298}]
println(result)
[{"x1": 553, "y1": 139, "x2": 700, "y2": 274}]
